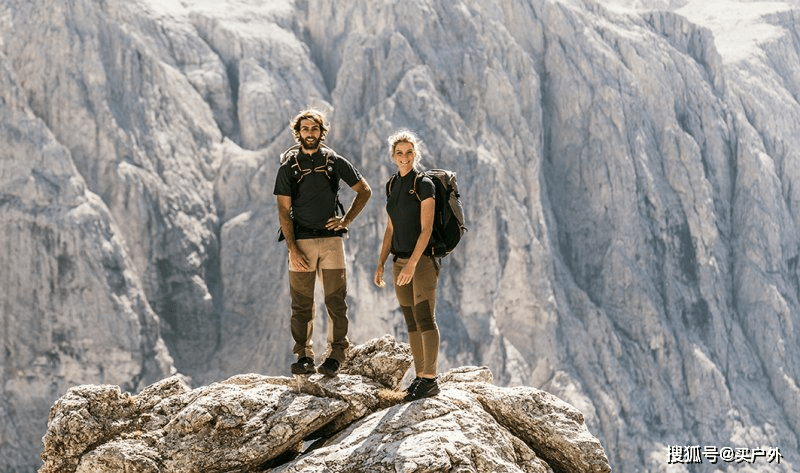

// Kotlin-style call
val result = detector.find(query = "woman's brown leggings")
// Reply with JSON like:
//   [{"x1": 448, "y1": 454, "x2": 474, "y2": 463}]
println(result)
[{"x1": 393, "y1": 256, "x2": 440, "y2": 375}]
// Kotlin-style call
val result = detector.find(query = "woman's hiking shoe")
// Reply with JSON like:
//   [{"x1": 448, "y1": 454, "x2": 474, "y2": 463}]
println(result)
[
  {"x1": 404, "y1": 377, "x2": 439, "y2": 402},
  {"x1": 291, "y1": 356, "x2": 316, "y2": 375},
  {"x1": 404, "y1": 377, "x2": 422, "y2": 395},
  {"x1": 318, "y1": 358, "x2": 340, "y2": 377}
]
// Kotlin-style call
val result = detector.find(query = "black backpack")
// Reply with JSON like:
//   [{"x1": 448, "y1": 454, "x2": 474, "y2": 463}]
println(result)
[
  {"x1": 277, "y1": 144, "x2": 344, "y2": 241},
  {"x1": 386, "y1": 169, "x2": 466, "y2": 257}
]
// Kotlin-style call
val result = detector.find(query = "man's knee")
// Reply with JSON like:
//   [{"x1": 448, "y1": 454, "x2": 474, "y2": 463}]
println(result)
[
  {"x1": 290, "y1": 272, "x2": 316, "y2": 319},
  {"x1": 324, "y1": 285, "x2": 347, "y2": 316},
  {"x1": 321, "y1": 269, "x2": 347, "y2": 313},
  {"x1": 290, "y1": 271, "x2": 316, "y2": 294}
]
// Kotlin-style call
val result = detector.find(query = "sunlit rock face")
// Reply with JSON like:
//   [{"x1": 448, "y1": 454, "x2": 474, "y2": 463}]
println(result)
[{"x1": 1, "y1": 0, "x2": 799, "y2": 471}]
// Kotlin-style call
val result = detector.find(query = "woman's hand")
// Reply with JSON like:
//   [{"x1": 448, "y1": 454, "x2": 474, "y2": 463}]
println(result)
[
  {"x1": 374, "y1": 266, "x2": 386, "y2": 287},
  {"x1": 395, "y1": 261, "x2": 416, "y2": 286}
]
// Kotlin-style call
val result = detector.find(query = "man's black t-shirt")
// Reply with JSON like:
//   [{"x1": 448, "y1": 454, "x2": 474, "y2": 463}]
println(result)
[
  {"x1": 386, "y1": 170, "x2": 435, "y2": 257},
  {"x1": 274, "y1": 148, "x2": 363, "y2": 238}
]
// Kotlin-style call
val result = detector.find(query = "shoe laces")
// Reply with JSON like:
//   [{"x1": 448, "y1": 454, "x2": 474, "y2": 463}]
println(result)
[{"x1": 405, "y1": 377, "x2": 422, "y2": 393}]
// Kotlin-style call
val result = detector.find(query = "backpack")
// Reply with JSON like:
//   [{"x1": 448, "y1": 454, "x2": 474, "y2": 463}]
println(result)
[
  {"x1": 386, "y1": 169, "x2": 466, "y2": 257},
  {"x1": 281, "y1": 144, "x2": 344, "y2": 210},
  {"x1": 277, "y1": 144, "x2": 344, "y2": 241}
]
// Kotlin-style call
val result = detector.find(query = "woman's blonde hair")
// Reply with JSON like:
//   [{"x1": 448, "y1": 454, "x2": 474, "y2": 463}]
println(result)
[{"x1": 387, "y1": 130, "x2": 423, "y2": 170}]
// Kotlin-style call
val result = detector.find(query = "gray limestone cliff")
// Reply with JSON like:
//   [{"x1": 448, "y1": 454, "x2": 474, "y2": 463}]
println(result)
[{"x1": 1, "y1": 0, "x2": 799, "y2": 471}]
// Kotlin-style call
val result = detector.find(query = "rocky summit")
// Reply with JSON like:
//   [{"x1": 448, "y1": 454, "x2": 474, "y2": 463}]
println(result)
[{"x1": 38, "y1": 336, "x2": 610, "y2": 473}]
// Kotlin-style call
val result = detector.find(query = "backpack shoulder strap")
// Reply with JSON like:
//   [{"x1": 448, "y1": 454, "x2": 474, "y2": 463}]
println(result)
[
  {"x1": 279, "y1": 145, "x2": 313, "y2": 184},
  {"x1": 316, "y1": 145, "x2": 344, "y2": 216},
  {"x1": 283, "y1": 144, "x2": 340, "y2": 184},
  {"x1": 385, "y1": 173, "x2": 399, "y2": 198},
  {"x1": 278, "y1": 149, "x2": 303, "y2": 201},
  {"x1": 319, "y1": 144, "x2": 335, "y2": 164},
  {"x1": 411, "y1": 171, "x2": 427, "y2": 202},
  {"x1": 292, "y1": 155, "x2": 312, "y2": 183},
  {"x1": 280, "y1": 144, "x2": 301, "y2": 164},
  {"x1": 317, "y1": 146, "x2": 339, "y2": 185}
]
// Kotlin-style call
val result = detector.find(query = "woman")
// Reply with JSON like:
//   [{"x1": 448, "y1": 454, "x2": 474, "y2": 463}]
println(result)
[{"x1": 374, "y1": 130, "x2": 441, "y2": 401}]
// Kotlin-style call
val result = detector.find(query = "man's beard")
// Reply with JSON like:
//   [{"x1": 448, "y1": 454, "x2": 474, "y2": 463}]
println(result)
[{"x1": 301, "y1": 136, "x2": 321, "y2": 150}]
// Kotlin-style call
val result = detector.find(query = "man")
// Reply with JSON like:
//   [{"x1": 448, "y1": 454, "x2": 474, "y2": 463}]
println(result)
[{"x1": 274, "y1": 109, "x2": 371, "y2": 377}]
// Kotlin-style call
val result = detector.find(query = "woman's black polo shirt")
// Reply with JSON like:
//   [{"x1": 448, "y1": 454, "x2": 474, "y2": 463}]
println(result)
[{"x1": 386, "y1": 170, "x2": 435, "y2": 257}]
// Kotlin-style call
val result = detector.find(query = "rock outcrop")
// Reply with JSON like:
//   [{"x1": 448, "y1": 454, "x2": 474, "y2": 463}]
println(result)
[{"x1": 39, "y1": 337, "x2": 611, "y2": 473}]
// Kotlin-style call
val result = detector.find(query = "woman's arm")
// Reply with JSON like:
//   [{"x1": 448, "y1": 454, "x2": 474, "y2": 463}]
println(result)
[{"x1": 374, "y1": 216, "x2": 395, "y2": 287}]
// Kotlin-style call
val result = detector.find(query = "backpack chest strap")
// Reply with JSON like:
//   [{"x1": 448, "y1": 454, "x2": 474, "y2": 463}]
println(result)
[{"x1": 291, "y1": 153, "x2": 335, "y2": 183}]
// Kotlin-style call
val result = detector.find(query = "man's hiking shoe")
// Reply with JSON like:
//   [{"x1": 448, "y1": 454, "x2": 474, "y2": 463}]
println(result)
[
  {"x1": 318, "y1": 358, "x2": 340, "y2": 377},
  {"x1": 291, "y1": 356, "x2": 316, "y2": 375},
  {"x1": 404, "y1": 377, "x2": 439, "y2": 402}
]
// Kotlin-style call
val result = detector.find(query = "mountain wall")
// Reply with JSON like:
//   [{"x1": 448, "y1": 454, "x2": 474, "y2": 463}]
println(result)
[{"x1": 1, "y1": 0, "x2": 799, "y2": 471}]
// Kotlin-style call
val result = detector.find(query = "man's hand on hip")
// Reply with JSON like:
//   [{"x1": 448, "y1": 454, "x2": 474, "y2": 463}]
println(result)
[{"x1": 325, "y1": 216, "x2": 349, "y2": 232}]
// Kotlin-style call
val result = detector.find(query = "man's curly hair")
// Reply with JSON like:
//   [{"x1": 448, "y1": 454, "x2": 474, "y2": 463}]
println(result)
[{"x1": 290, "y1": 109, "x2": 329, "y2": 144}]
